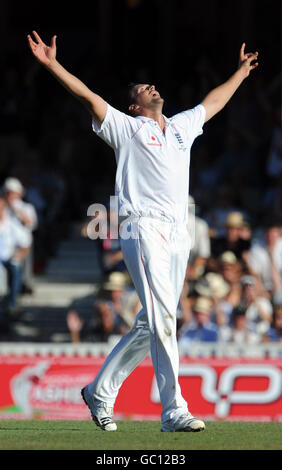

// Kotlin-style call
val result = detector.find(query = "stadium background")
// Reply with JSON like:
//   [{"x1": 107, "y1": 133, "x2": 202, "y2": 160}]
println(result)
[{"x1": 0, "y1": 0, "x2": 281, "y2": 422}]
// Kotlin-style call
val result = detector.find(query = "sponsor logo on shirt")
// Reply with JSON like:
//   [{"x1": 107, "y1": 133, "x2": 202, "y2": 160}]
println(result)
[{"x1": 146, "y1": 136, "x2": 162, "y2": 147}]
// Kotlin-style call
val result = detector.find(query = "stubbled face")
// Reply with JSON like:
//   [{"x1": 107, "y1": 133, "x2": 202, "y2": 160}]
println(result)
[{"x1": 130, "y1": 84, "x2": 164, "y2": 113}]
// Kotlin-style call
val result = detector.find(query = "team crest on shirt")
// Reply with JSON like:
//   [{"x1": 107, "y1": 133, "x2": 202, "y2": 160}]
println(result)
[{"x1": 174, "y1": 132, "x2": 186, "y2": 151}]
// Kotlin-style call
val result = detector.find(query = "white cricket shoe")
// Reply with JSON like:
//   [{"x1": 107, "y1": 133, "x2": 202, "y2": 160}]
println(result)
[
  {"x1": 161, "y1": 413, "x2": 205, "y2": 432},
  {"x1": 81, "y1": 386, "x2": 117, "y2": 431}
]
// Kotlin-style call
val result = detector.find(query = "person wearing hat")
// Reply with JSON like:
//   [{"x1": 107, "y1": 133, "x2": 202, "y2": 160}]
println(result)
[
  {"x1": 219, "y1": 251, "x2": 243, "y2": 312},
  {"x1": 178, "y1": 297, "x2": 219, "y2": 351},
  {"x1": 67, "y1": 272, "x2": 131, "y2": 343},
  {"x1": 0, "y1": 193, "x2": 31, "y2": 327},
  {"x1": 3, "y1": 178, "x2": 37, "y2": 231},
  {"x1": 195, "y1": 272, "x2": 231, "y2": 328},
  {"x1": 210, "y1": 211, "x2": 251, "y2": 264},
  {"x1": 3, "y1": 177, "x2": 38, "y2": 295}
]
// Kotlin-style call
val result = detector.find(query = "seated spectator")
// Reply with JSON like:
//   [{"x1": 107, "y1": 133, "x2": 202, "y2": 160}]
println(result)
[
  {"x1": 186, "y1": 195, "x2": 211, "y2": 281},
  {"x1": 239, "y1": 275, "x2": 273, "y2": 336},
  {"x1": 248, "y1": 220, "x2": 282, "y2": 295},
  {"x1": 218, "y1": 251, "x2": 243, "y2": 309},
  {"x1": 101, "y1": 271, "x2": 140, "y2": 328},
  {"x1": 3, "y1": 177, "x2": 37, "y2": 231},
  {"x1": 66, "y1": 272, "x2": 139, "y2": 342},
  {"x1": 210, "y1": 212, "x2": 251, "y2": 263},
  {"x1": 194, "y1": 272, "x2": 231, "y2": 327},
  {"x1": 67, "y1": 301, "x2": 129, "y2": 343},
  {"x1": 262, "y1": 303, "x2": 282, "y2": 342},
  {"x1": 225, "y1": 304, "x2": 261, "y2": 344},
  {"x1": 3, "y1": 177, "x2": 38, "y2": 293},
  {"x1": 178, "y1": 297, "x2": 219, "y2": 348},
  {"x1": 0, "y1": 193, "x2": 31, "y2": 326}
]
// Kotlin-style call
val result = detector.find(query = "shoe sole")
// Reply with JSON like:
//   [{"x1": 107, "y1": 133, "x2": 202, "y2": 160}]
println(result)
[
  {"x1": 161, "y1": 421, "x2": 205, "y2": 432},
  {"x1": 81, "y1": 387, "x2": 101, "y2": 429},
  {"x1": 162, "y1": 427, "x2": 205, "y2": 432},
  {"x1": 81, "y1": 387, "x2": 117, "y2": 431}
]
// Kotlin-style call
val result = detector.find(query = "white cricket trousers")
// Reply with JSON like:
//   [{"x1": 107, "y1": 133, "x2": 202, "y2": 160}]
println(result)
[{"x1": 87, "y1": 216, "x2": 191, "y2": 423}]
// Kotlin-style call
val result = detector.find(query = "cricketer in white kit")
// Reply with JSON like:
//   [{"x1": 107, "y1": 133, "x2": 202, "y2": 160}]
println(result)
[{"x1": 27, "y1": 31, "x2": 259, "y2": 432}]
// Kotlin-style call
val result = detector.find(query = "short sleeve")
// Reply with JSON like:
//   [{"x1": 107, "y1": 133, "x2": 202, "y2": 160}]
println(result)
[
  {"x1": 92, "y1": 104, "x2": 133, "y2": 151},
  {"x1": 14, "y1": 221, "x2": 32, "y2": 249},
  {"x1": 171, "y1": 104, "x2": 206, "y2": 141}
]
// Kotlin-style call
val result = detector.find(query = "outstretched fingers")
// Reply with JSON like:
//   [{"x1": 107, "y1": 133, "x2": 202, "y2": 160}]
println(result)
[
  {"x1": 250, "y1": 61, "x2": 259, "y2": 70},
  {"x1": 32, "y1": 30, "x2": 44, "y2": 44},
  {"x1": 51, "y1": 35, "x2": 57, "y2": 48},
  {"x1": 246, "y1": 53, "x2": 259, "y2": 72},
  {"x1": 247, "y1": 52, "x2": 259, "y2": 64},
  {"x1": 27, "y1": 34, "x2": 37, "y2": 52},
  {"x1": 240, "y1": 42, "x2": 246, "y2": 60}
]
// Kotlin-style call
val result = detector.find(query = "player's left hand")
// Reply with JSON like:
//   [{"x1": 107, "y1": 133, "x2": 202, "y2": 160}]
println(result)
[{"x1": 238, "y1": 43, "x2": 259, "y2": 77}]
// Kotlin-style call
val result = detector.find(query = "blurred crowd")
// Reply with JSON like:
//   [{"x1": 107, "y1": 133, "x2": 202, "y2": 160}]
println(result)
[
  {"x1": 66, "y1": 202, "x2": 282, "y2": 347},
  {"x1": 0, "y1": 22, "x2": 281, "y2": 345}
]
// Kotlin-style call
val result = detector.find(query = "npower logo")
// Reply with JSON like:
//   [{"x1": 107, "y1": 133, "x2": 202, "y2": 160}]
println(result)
[{"x1": 150, "y1": 364, "x2": 282, "y2": 418}]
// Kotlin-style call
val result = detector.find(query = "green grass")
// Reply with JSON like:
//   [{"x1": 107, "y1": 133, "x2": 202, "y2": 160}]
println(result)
[{"x1": 0, "y1": 420, "x2": 281, "y2": 450}]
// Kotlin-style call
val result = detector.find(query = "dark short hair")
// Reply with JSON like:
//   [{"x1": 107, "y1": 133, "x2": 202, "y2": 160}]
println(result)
[
  {"x1": 231, "y1": 303, "x2": 247, "y2": 323},
  {"x1": 127, "y1": 82, "x2": 139, "y2": 106}
]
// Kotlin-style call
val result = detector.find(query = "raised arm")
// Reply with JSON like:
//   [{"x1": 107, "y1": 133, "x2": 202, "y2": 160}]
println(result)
[
  {"x1": 27, "y1": 31, "x2": 107, "y2": 125},
  {"x1": 201, "y1": 43, "x2": 259, "y2": 122}
]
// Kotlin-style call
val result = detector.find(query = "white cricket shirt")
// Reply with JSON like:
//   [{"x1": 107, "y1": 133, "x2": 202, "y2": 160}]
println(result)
[
  {"x1": 0, "y1": 211, "x2": 31, "y2": 261},
  {"x1": 92, "y1": 103, "x2": 206, "y2": 224}
]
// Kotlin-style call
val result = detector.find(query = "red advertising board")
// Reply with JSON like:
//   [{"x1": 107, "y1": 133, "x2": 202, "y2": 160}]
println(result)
[{"x1": 0, "y1": 355, "x2": 281, "y2": 421}]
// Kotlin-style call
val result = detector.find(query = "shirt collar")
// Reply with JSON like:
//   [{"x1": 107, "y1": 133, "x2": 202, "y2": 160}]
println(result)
[{"x1": 135, "y1": 114, "x2": 170, "y2": 127}]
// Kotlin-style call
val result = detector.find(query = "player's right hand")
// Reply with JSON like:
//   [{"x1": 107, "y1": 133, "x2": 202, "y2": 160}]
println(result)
[{"x1": 27, "y1": 30, "x2": 57, "y2": 67}]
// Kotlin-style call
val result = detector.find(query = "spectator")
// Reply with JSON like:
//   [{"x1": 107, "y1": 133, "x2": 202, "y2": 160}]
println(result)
[
  {"x1": 262, "y1": 304, "x2": 282, "y2": 342},
  {"x1": 3, "y1": 177, "x2": 38, "y2": 293},
  {"x1": 186, "y1": 195, "x2": 211, "y2": 281},
  {"x1": 239, "y1": 275, "x2": 273, "y2": 336},
  {"x1": 67, "y1": 301, "x2": 129, "y2": 343},
  {"x1": 0, "y1": 193, "x2": 31, "y2": 326},
  {"x1": 225, "y1": 304, "x2": 261, "y2": 345},
  {"x1": 210, "y1": 212, "x2": 251, "y2": 263},
  {"x1": 248, "y1": 220, "x2": 282, "y2": 295},
  {"x1": 194, "y1": 272, "x2": 231, "y2": 328},
  {"x1": 219, "y1": 251, "x2": 242, "y2": 307},
  {"x1": 66, "y1": 272, "x2": 139, "y2": 342},
  {"x1": 101, "y1": 271, "x2": 140, "y2": 328},
  {"x1": 178, "y1": 297, "x2": 219, "y2": 349}
]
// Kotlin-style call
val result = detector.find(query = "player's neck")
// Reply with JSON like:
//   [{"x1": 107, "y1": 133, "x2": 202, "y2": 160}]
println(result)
[{"x1": 140, "y1": 108, "x2": 165, "y2": 132}]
